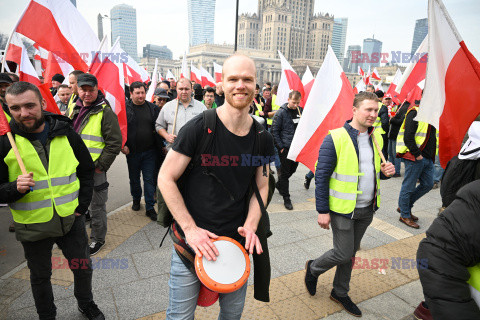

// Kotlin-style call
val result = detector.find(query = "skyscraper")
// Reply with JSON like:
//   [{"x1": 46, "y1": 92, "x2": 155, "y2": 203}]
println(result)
[
  {"x1": 362, "y1": 38, "x2": 382, "y2": 69},
  {"x1": 187, "y1": 0, "x2": 216, "y2": 47},
  {"x1": 70, "y1": 0, "x2": 76, "y2": 7},
  {"x1": 332, "y1": 18, "x2": 348, "y2": 65},
  {"x1": 345, "y1": 45, "x2": 361, "y2": 73},
  {"x1": 411, "y1": 18, "x2": 428, "y2": 55},
  {"x1": 143, "y1": 44, "x2": 173, "y2": 60},
  {"x1": 97, "y1": 14, "x2": 104, "y2": 41},
  {"x1": 111, "y1": 4, "x2": 138, "y2": 62}
]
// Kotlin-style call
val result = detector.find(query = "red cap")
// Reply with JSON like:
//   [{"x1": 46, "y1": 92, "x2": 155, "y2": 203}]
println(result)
[{"x1": 384, "y1": 93, "x2": 393, "y2": 99}]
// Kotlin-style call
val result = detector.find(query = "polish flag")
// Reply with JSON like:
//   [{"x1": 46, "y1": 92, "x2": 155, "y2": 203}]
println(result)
[
  {"x1": 213, "y1": 62, "x2": 222, "y2": 83},
  {"x1": 145, "y1": 58, "x2": 159, "y2": 103},
  {"x1": 405, "y1": 79, "x2": 425, "y2": 105},
  {"x1": 372, "y1": 67, "x2": 382, "y2": 81},
  {"x1": 91, "y1": 41, "x2": 127, "y2": 146},
  {"x1": 396, "y1": 37, "x2": 428, "y2": 102},
  {"x1": 358, "y1": 67, "x2": 365, "y2": 77},
  {"x1": 288, "y1": 46, "x2": 354, "y2": 171},
  {"x1": 33, "y1": 43, "x2": 48, "y2": 70},
  {"x1": 181, "y1": 52, "x2": 189, "y2": 79},
  {"x1": 190, "y1": 63, "x2": 202, "y2": 84},
  {"x1": 386, "y1": 68, "x2": 403, "y2": 103},
  {"x1": 374, "y1": 81, "x2": 383, "y2": 91},
  {"x1": 364, "y1": 66, "x2": 371, "y2": 85},
  {"x1": 353, "y1": 78, "x2": 366, "y2": 94},
  {"x1": 43, "y1": 52, "x2": 63, "y2": 86},
  {"x1": 416, "y1": 0, "x2": 480, "y2": 167},
  {"x1": 158, "y1": 73, "x2": 164, "y2": 81},
  {"x1": 14, "y1": 0, "x2": 100, "y2": 72},
  {"x1": 166, "y1": 70, "x2": 176, "y2": 82},
  {"x1": 277, "y1": 51, "x2": 306, "y2": 107},
  {"x1": 200, "y1": 67, "x2": 216, "y2": 88},
  {"x1": 122, "y1": 51, "x2": 149, "y2": 84},
  {"x1": 302, "y1": 66, "x2": 314, "y2": 106}
]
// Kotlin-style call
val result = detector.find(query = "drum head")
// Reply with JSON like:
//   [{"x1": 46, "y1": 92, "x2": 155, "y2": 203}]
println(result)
[{"x1": 195, "y1": 236, "x2": 250, "y2": 293}]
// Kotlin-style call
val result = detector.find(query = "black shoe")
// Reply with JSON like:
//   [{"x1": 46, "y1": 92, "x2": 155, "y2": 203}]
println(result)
[
  {"x1": 132, "y1": 199, "x2": 140, "y2": 211},
  {"x1": 304, "y1": 260, "x2": 318, "y2": 296},
  {"x1": 330, "y1": 289, "x2": 362, "y2": 317},
  {"x1": 304, "y1": 176, "x2": 312, "y2": 189},
  {"x1": 78, "y1": 301, "x2": 105, "y2": 320},
  {"x1": 283, "y1": 196, "x2": 293, "y2": 210},
  {"x1": 85, "y1": 210, "x2": 92, "y2": 222},
  {"x1": 146, "y1": 209, "x2": 157, "y2": 221},
  {"x1": 89, "y1": 241, "x2": 105, "y2": 256}
]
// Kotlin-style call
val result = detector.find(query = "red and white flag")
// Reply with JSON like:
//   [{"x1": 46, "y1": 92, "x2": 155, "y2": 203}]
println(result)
[
  {"x1": 358, "y1": 67, "x2": 365, "y2": 77},
  {"x1": 200, "y1": 67, "x2": 216, "y2": 88},
  {"x1": 91, "y1": 41, "x2": 127, "y2": 146},
  {"x1": 181, "y1": 51, "x2": 189, "y2": 79},
  {"x1": 386, "y1": 68, "x2": 403, "y2": 103},
  {"x1": 190, "y1": 63, "x2": 202, "y2": 84},
  {"x1": 158, "y1": 73, "x2": 164, "y2": 81},
  {"x1": 33, "y1": 43, "x2": 48, "y2": 70},
  {"x1": 166, "y1": 70, "x2": 176, "y2": 82},
  {"x1": 364, "y1": 66, "x2": 371, "y2": 85},
  {"x1": 288, "y1": 46, "x2": 354, "y2": 171},
  {"x1": 372, "y1": 67, "x2": 382, "y2": 81},
  {"x1": 417, "y1": 0, "x2": 480, "y2": 167},
  {"x1": 213, "y1": 62, "x2": 222, "y2": 83},
  {"x1": 277, "y1": 51, "x2": 306, "y2": 107},
  {"x1": 302, "y1": 65, "x2": 314, "y2": 106},
  {"x1": 13, "y1": 0, "x2": 99, "y2": 72},
  {"x1": 353, "y1": 78, "x2": 366, "y2": 94},
  {"x1": 145, "y1": 58, "x2": 158, "y2": 103},
  {"x1": 396, "y1": 37, "x2": 428, "y2": 102}
]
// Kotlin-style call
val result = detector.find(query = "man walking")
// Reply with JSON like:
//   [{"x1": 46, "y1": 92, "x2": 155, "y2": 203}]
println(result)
[
  {"x1": 159, "y1": 54, "x2": 275, "y2": 319},
  {"x1": 304, "y1": 92, "x2": 395, "y2": 317},
  {"x1": 69, "y1": 74, "x2": 122, "y2": 256},
  {"x1": 272, "y1": 90, "x2": 302, "y2": 210},
  {"x1": 1, "y1": 82, "x2": 104, "y2": 320},
  {"x1": 122, "y1": 82, "x2": 161, "y2": 221},
  {"x1": 396, "y1": 102, "x2": 437, "y2": 229},
  {"x1": 66, "y1": 70, "x2": 84, "y2": 117}
]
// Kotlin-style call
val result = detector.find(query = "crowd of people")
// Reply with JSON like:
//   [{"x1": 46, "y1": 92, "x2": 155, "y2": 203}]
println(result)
[{"x1": 1, "y1": 54, "x2": 479, "y2": 320}]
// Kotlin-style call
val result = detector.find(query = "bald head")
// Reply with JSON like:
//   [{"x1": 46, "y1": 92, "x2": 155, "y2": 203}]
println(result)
[
  {"x1": 222, "y1": 54, "x2": 256, "y2": 81},
  {"x1": 222, "y1": 54, "x2": 256, "y2": 110}
]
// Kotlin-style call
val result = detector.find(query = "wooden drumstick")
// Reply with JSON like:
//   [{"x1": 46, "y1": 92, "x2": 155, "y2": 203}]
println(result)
[
  {"x1": 171, "y1": 98, "x2": 180, "y2": 135},
  {"x1": 371, "y1": 133, "x2": 387, "y2": 164}
]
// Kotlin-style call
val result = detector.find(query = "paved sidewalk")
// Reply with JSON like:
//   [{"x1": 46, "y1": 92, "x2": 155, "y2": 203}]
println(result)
[{"x1": 0, "y1": 165, "x2": 441, "y2": 319}]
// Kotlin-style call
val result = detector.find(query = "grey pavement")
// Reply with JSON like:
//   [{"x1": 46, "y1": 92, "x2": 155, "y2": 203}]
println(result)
[{"x1": 0, "y1": 162, "x2": 442, "y2": 319}]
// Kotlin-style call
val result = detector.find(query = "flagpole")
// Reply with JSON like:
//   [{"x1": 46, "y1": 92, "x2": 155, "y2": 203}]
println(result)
[
  {"x1": 371, "y1": 133, "x2": 387, "y2": 164},
  {"x1": 234, "y1": 0, "x2": 239, "y2": 52}
]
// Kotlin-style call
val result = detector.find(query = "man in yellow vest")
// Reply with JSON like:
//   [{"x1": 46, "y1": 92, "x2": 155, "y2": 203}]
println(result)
[
  {"x1": 70, "y1": 74, "x2": 122, "y2": 256},
  {"x1": 304, "y1": 92, "x2": 395, "y2": 317},
  {"x1": 66, "y1": 70, "x2": 84, "y2": 118},
  {"x1": 1, "y1": 82, "x2": 105, "y2": 319},
  {"x1": 396, "y1": 103, "x2": 436, "y2": 229}
]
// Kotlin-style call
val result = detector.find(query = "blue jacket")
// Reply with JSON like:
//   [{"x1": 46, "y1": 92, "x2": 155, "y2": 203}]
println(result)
[
  {"x1": 315, "y1": 120, "x2": 382, "y2": 218},
  {"x1": 271, "y1": 103, "x2": 302, "y2": 150}
]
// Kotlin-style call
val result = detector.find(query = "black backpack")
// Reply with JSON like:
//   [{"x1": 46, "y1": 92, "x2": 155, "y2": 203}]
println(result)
[
  {"x1": 157, "y1": 108, "x2": 275, "y2": 237},
  {"x1": 440, "y1": 155, "x2": 480, "y2": 207}
]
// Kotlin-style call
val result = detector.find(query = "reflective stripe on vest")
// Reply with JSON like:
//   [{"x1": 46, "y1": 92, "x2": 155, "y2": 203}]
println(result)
[
  {"x1": 66, "y1": 94, "x2": 77, "y2": 119},
  {"x1": 328, "y1": 127, "x2": 382, "y2": 214},
  {"x1": 396, "y1": 106, "x2": 430, "y2": 154},
  {"x1": 5, "y1": 135, "x2": 80, "y2": 224},
  {"x1": 468, "y1": 264, "x2": 480, "y2": 308},
  {"x1": 80, "y1": 104, "x2": 106, "y2": 161}
]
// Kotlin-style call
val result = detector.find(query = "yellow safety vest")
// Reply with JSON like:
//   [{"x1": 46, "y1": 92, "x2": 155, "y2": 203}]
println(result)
[
  {"x1": 468, "y1": 264, "x2": 480, "y2": 307},
  {"x1": 5, "y1": 135, "x2": 80, "y2": 224},
  {"x1": 254, "y1": 102, "x2": 262, "y2": 116},
  {"x1": 328, "y1": 127, "x2": 382, "y2": 214},
  {"x1": 373, "y1": 102, "x2": 385, "y2": 134},
  {"x1": 396, "y1": 106, "x2": 430, "y2": 154},
  {"x1": 3, "y1": 110, "x2": 11, "y2": 122},
  {"x1": 268, "y1": 95, "x2": 281, "y2": 126},
  {"x1": 66, "y1": 94, "x2": 77, "y2": 119},
  {"x1": 79, "y1": 104, "x2": 106, "y2": 161}
]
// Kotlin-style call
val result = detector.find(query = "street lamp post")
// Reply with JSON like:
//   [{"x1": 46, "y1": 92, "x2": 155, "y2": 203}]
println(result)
[{"x1": 234, "y1": 0, "x2": 239, "y2": 52}]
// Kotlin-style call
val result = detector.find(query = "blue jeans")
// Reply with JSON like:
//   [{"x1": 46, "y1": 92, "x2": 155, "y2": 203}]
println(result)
[
  {"x1": 166, "y1": 249, "x2": 248, "y2": 320},
  {"x1": 388, "y1": 139, "x2": 401, "y2": 175},
  {"x1": 434, "y1": 154, "x2": 444, "y2": 183},
  {"x1": 126, "y1": 149, "x2": 157, "y2": 211},
  {"x1": 305, "y1": 171, "x2": 314, "y2": 180},
  {"x1": 398, "y1": 157, "x2": 434, "y2": 218}
]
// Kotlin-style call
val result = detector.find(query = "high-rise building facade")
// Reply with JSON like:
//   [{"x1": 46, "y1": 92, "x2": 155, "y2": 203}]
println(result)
[
  {"x1": 411, "y1": 18, "x2": 428, "y2": 55},
  {"x1": 362, "y1": 38, "x2": 382, "y2": 69},
  {"x1": 70, "y1": 0, "x2": 76, "y2": 7},
  {"x1": 237, "y1": 0, "x2": 333, "y2": 63},
  {"x1": 345, "y1": 45, "x2": 361, "y2": 73},
  {"x1": 332, "y1": 18, "x2": 348, "y2": 64},
  {"x1": 187, "y1": 0, "x2": 216, "y2": 47},
  {"x1": 143, "y1": 44, "x2": 173, "y2": 60},
  {"x1": 111, "y1": 4, "x2": 138, "y2": 62},
  {"x1": 97, "y1": 14, "x2": 104, "y2": 41}
]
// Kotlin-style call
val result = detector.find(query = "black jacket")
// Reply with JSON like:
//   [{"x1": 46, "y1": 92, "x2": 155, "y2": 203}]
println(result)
[
  {"x1": 0, "y1": 113, "x2": 94, "y2": 214},
  {"x1": 388, "y1": 102, "x2": 410, "y2": 140},
  {"x1": 378, "y1": 104, "x2": 389, "y2": 135},
  {"x1": 271, "y1": 104, "x2": 302, "y2": 150},
  {"x1": 403, "y1": 108, "x2": 437, "y2": 160},
  {"x1": 125, "y1": 99, "x2": 163, "y2": 154},
  {"x1": 417, "y1": 180, "x2": 480, "y2": 320}
]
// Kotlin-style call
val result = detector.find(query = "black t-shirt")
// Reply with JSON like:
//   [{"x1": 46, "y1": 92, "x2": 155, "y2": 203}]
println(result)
[
  {"x1": 288, "y1": 107, "x2": 301, "y2": 130},
  {"x1": 132, "y1": 103, "x2": 154, "y2": 153},
  {"x1": 172, "y1": 113, "x2": 275, "y2": 241}
]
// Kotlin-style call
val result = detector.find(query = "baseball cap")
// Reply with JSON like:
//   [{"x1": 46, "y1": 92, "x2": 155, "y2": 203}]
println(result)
[
  {"x1": 154, "y1": 88, "x2": 169, "y2": 99},
  {"x1": 77, "y1": 74, "x2": 98, "y2": 87},
  {"x1": 384, "y1": 93, "x2": 392, "y2": 99},
  {"x1": 0, "y1": 73, "x2": 13, "y2": 84}
]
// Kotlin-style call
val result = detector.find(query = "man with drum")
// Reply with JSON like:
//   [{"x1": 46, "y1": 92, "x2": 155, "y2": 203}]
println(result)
[
  {"x1": 158, "y1": 54, "x2": 275, "y2": 319},
  {"x1": 304, "y1": 92, "x2": 395, "y2": 317}
]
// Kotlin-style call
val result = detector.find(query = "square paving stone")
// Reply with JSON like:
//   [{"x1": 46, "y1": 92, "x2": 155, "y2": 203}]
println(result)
[
  {"x1": 92, "y1": 255, "x2": 141, "y2": 290},
  {"x1": 267, "y1": 224, "x2": 308, "y2": 248},
  {"x1": 132, "y1": 248, "x2": 172, "y2": 279},
  {"x1": 390, "y1": 280, "x2": 424, "y2": 307},
  {"x1": 357, "y1": 291, "x2": 413, "y2": 320},
  {"x1": 268, "y1": 243, "x2": 311, "y2": 275},
  {"x1": 107, "y1": 230, "x2": 154, "y2": 258}
]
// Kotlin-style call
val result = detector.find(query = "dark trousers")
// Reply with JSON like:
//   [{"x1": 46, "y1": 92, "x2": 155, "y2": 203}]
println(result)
[
  {"x1": 276, "y1": 147, "x2": 299, "y2": 198},
  {"x1": 21, "y1": 215, "x2": 93, "y2": 320},
  {"x1": 126, "y1": 149, "x2": 157, "y2": 211},
  {"x1": 310, "y1": 206, "x2": 374, "y2": 297}
]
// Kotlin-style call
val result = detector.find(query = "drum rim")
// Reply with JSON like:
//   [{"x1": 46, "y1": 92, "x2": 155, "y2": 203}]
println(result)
[{"x1": 194, "y1": 236, "x2": 251, "y2": 294}]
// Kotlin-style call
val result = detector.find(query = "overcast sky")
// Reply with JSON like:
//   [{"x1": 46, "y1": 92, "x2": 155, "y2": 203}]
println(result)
[{"x1": 0, "y1": 0, "x2": 479, "y2": 62}]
